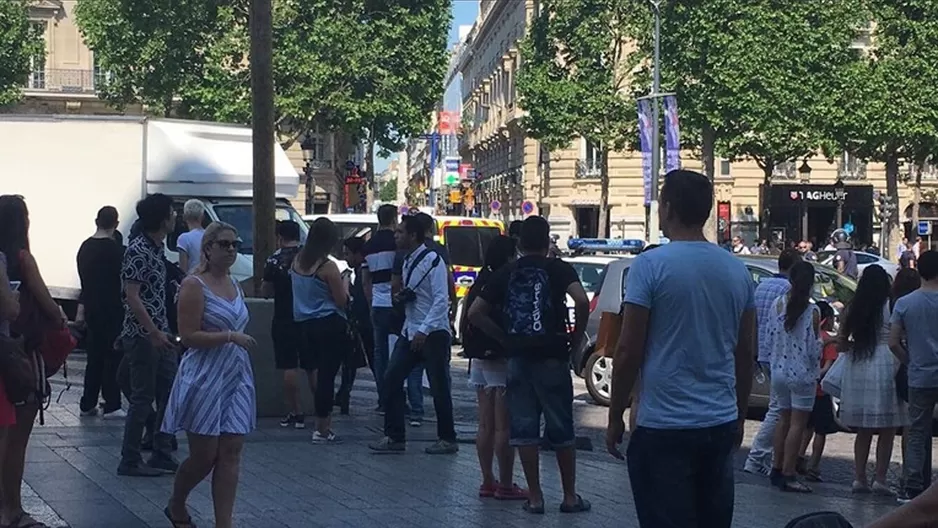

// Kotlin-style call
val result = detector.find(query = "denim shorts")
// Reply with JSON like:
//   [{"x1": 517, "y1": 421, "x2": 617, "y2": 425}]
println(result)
[
  {"x1": 771, "y1": 375, "x2": 816, "y2": 412},
  {"x1": 506, "y1": 357, "x2": 575, "y2": 448}
]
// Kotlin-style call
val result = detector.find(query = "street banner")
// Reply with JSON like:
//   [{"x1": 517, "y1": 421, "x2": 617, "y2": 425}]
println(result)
[
  {"x1": 638, "y1": 99, "x2": 653, "y2": 206},
  {"x1": 664, "y1": 95, "x2": 681, "y2": 173}
]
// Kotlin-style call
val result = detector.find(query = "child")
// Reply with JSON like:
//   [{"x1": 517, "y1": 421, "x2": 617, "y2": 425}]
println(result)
[{"x1": 798, "y1": 301, "x2": 839, "y2": 481}]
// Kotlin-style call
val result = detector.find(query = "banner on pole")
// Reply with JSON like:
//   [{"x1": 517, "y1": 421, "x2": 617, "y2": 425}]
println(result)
[
  {"x1": 638, "y1": 99, "x2": 653, "y2": 206},
  {"x1": 664, "y1": 96, "x2": 681, "y2": 173}
]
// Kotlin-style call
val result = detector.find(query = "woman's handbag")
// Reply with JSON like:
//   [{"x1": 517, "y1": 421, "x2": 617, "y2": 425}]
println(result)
[
  {"x1": 0, "y1": 334, "x2": 38, "y2": 404},
  {"x1": 820, "y1": 353, "x2": 847, "y2": 399}
]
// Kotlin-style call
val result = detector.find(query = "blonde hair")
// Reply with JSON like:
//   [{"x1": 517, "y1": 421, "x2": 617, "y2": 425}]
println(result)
[
  {"x1": 197, "y1": 221, "x2": 238, "y2": 274},
  {"x1": 183, "y1": 199, "x2": 205, "y2": 224}
]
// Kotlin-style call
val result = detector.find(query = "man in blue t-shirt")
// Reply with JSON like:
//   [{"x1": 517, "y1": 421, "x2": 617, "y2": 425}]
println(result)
[{"x1": 606, "y1": 170, "x2": 756, "y2": 528}]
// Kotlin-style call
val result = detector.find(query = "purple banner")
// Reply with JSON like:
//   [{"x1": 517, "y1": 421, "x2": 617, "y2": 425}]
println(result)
[
  {"x1": 638, "y1": 99, "x2": 653, "y2": 206},
  {"x1": 664, "y1": 95, "x2": 681, "y2": 172}
]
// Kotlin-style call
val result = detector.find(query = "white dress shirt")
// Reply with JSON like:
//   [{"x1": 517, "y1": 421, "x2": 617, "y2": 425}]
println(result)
[{"x1": 401, "y1": 243, "x2": 451, "y2": 338}]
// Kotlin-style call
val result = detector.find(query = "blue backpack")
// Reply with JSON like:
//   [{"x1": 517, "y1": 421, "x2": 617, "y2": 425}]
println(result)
[{"x1": 501, "y1": 259, "x2": 564, "y2": 352}]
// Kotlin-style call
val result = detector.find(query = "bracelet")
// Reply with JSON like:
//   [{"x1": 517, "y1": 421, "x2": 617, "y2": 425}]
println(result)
[{"x1": 227, "y1": 331, "x2": 231, "y2": 343}]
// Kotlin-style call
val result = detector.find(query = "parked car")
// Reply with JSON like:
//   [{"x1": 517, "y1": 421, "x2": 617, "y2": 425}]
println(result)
[
  {"x1": 572, "y1": 255, "x2": 858, "y2": 411},
  {"x1": 817, "y1": 250, "x2": 900, "y2": 279}
]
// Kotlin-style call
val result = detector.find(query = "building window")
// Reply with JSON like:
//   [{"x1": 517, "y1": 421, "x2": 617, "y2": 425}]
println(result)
[
  {"x1": 719, "y1": 158, "x2": 731, "y2": 177},
  {"x1": 576, "y1": 139, "x2": 601, "y2": 179},
  {"x1": 28, "y1": 21, "x2": 47, "y2": 89},
  {"x1": 772, "y1": 161, "x2": 797, "y2": 180},
  {"x1": 839, "y1": 152, "x2": 867, "y2": 180},
  {"x1": 303, "y1": 125, "x2": 332, "y2": 168},
  {"x1": 92, "y1": 56, "x2": 112, "y2": 90}
]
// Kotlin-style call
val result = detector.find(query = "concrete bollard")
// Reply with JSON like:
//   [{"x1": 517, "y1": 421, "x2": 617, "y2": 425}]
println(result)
[{"x1": 244, "y1": 298, "x2": 315, "y2": 418}]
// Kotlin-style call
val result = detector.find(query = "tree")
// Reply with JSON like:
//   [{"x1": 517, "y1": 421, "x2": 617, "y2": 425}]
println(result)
[
  {"x1": 829, "y1": 0, "x2": 938, "y2": 258},
  {"x1": 637, "y1": 0, "x2": 864, "y2": 241},
  {"x1": 378, "y1": 177, "x2": 398, "y2": 202},
  {"x1": 0, "y1": 0, "x2": 43, "y2": 106},
  {"x1": 518, "y1": 0, "x2": 643, "y2": 237}
]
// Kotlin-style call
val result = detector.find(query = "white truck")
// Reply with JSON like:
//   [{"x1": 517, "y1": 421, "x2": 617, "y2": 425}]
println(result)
[{"x1": 0, "y1": 114, "x2": 309, "y2": 311}]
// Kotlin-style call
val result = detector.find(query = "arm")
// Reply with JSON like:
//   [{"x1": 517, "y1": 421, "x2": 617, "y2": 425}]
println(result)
[
  {"x1": 735, "y1": 308, "x2": 757, "y2": 427},
  {"x1": 0, "y1": 263, "x2": 19, "y2": 322},
  {"x1": 418, "y1": 261, "x2": 449, "y2": 335},
  {"x1": 178, "y1": 252, "x2": 190, "y2": 275},
  {"x1": 819, "y1": 357, "x2": 835, "y2": 378},
  {"x1": 322, "y1": 261, "x2": 349, "y2": 311},
  {"x1": 391, "y1": 273, "x2": 402, "y2": 295},
  {"x1": 20, "y1": 251, "x2": 65, "y2": 325},
  {"x1": 467, "y1": 297, "x2": 506, "y2": 344},
  {"x1": 609, "y1": 303, "x2": 649, "y2": 419},
  {"x1": 176, "y1": 277, "x2": 229, "y2": 348},
  {"x1": 361, "y1": 266, "x2": 373, "y2": 307},
  {"x1": 868, "y1": 483, "x2": 938, "y2": 528},
  {"x1": 260, "y1": 281, "x2": 275, "y2": 299},
  {"x1": 567, "y1": 280, "x2": 589, "y2": 342},
  {"x1": 260, "y1": 258, "x2": 277, "y2": 299},
  {"x1": 889, "y1": 321, "x2": 909, "y2": 365}
]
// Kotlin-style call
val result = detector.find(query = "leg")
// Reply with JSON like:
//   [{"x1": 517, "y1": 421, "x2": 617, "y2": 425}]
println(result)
[
  {"x1": 100, "y1": 335, "x2": 125, "y2": 414},
  {"x1": 0, "y1": 404, "x2": 39, "y2": 525},
  {"x1": 406, "y1": 364, "x2": 425, "y2": 422},
  {"x1": 745, "y1": 364, "x2": 780, "y2": 473},
  {"x1": 694, "y1": 422, "x2": 737, "y2": 528},
  {"x1": 422, "y1": 332, "x2": 456, "y2": 442},
  {"x1": 808, "y1": 434, "x2": 826, "y2": 472},
  {"x1": 151, "y1": 347, "x2": 179, "y2": 461},
  {"x1": 493, "y1": 387, "x2": 516, "y2": 491},
  {"x1": 80, "y1": 323, "x2": 105, "y2": 413},
  {"x1": 282, "y1": 369, "x2": 301, "y2": 416},
  {"x1": 532, "y1": 359, "x2": 579, "y2": 508},
  {"x1": 854, "y1": 429, "x2": 873, "y2": 487},
  {"x1": 119, "y1": 338, "x2": 158, "y2": 469},
  {"x1": 211, "y1": 434, "x2": 245, "y2": 528},
  {"x1": 782, "y1": 409, "x2": 810, "y2": 477},
  {"x1": 169, "y1": 433, "x2": 219, "y2": 522},
  {"x1": 381, "y1": 337, "x2": 421, "y2": 443},
  {"x1": 476, "y1": 388, "x2": 496, "y2": 489},
  {"x1": 772, "y1": 409, "x2": 791, "y2": 472},
  {"x1": 627, "y1": 426, "x2": 697, "y2": 527},
  {"x1": 506, "y1": 358, "x2": 543, "y2": 510},
  {"x1": 313, "y1": 336, "x2": 344, "y2": 436},
  {"x1": 903, "y1": 388, "x2": 936, "y2": 497},
  {"x1": 874, "y1": 428, "x2": 896, "y2": 486},
  {"x1": 371, "y1": 308, "x2": 392, "y2": 409}
]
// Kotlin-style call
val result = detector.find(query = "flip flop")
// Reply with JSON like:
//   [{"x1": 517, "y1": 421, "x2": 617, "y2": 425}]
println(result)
[
  {"x1": 522, "y1": 500, "x2": 545, "y2": 514},
  {"x1": 560, "y1": 494, "x2": 592, "y2": 513},
  {"x1": 163, "y1": 506, "x2": 197, "y2": 528}
]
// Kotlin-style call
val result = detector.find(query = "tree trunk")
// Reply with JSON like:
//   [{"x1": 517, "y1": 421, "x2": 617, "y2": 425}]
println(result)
[
  {"x1": 885, "y1": 151, "x2": 901, "y2": 260},
  {"x1": 538, "y1": 143, "x2": 551, "y2": 220},
  {"x1": 365, "y1": 134, "x2": 376, "y2": 211},
  {"x1": 249, "y1": 0, "x2": 275, "y2": 293},
  {"x1": 760, "y1": 161, "x2": 774, "y2": 244},
  {"x1": 701, "y1": 124, "x2": 718, "y2": 243},
  {"x1": 598, "y1": 147, "x2": 610, "y2": 238},
  {"x1": 911, "y1": 167, "x2": 922, "y2": 250}
]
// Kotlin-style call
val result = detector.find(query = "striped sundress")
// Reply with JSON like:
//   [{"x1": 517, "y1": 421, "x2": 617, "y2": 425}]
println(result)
[{"x1": 162, "y1": 276, "x2": 256, "y2": 436}]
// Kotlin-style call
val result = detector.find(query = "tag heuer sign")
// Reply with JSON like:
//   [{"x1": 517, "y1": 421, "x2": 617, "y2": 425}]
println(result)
[{"x1": 789, "y1": 189, "x2": 846, "y2": 201}]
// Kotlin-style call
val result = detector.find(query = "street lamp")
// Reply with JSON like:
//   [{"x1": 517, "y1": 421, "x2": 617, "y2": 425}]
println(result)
[
  {"x1": 833, "y1": 176, "x2": 846, "y2": 227},
  {"x1": 300, "y1": 132, "x2": 316, "y2": 215},
  {"x1": 798, "y1": 159, "x2": 812, "y2": 183}
]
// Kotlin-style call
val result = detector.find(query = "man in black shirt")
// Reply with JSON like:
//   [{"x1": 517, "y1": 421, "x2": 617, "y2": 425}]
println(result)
[
  {"x1": 337, "y1": 237, "x2": 374, "y2": 414},
  {"x1": 469, "y1": 216, "x2": 591, "y2": 514},
  {"x1": 76, "y1": 206, "x2": 126, "y2": 418},
  {"x1": 262, "y1": 220, "x2": 305, "y2": 428}
]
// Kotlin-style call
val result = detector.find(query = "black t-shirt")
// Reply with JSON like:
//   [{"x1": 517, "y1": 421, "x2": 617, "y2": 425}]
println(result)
[
  {"x1": 77, "y1": 237, "x2": 125, "y2": 324},
  {"x1": 479, "y1": 255, "x2": 579, "y2": 359},
  {"x1": 263, "y1": 245, "x2": 300, "y2": 322}
]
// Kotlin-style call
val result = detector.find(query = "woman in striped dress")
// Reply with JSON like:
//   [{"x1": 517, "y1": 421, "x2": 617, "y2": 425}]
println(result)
[{"x1": 162, "y1": 222, "x2": 257, "y2": 528}]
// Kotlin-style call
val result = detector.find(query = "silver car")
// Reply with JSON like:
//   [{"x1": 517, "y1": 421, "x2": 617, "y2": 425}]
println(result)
[{"x1": 817, "y1": 250, "x2": 900, "y2": 279}]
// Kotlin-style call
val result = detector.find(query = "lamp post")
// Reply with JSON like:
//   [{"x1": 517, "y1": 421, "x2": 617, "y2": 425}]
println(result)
[
  {"x1": 647, "y1": 0, "x2": 663, "y2": 245},
  {"x1": 300, "y1": 132, "x2": 316, "y2": 215},
  {"x1": 833, "y1": 176, "x2": 846, "y2": 228},
  {"x1": 798, "y1": 160, "x2": 812, "y2": 241}
]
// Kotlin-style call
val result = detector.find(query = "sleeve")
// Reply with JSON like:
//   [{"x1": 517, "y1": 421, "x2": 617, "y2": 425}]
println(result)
[
  {"x1": 889, "y1": 297, "x2": 906, "y2": 325},
  {"x1": 822, "y1": 342, "x2": 839, "y2": 362},
  {"x1": 479, "y1": 267, "x2": 508, "y2": 305},
  {"x1": 262, "y1": 252, "x2": 279, "y2": 283},
  {"x1": 553, "y1": 260, "x2": 580, "y2": 290},
  {"x1": 121, "y1": 244, "x2": 148, "y2": 284},
  {"x1": 392, "y1": 250, "x2": 406, "y2": 275},
  {"x1": 622, "y1": 255, "x2": 655, "y2": 309},
  {"x1": 419, "y1": 259, "x2": 450, "y2": 336}
]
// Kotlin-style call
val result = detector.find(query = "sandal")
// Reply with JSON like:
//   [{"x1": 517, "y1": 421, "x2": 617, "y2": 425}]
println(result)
[
  {"x1": 478, "y1": 481, "x2": 498, "y2": 498},
  {"x1": 805, "y1": 468, "x2": 823, "y2": 482},
  {"x1": 164, "y1": 506, "x2": 197, "y2": 528},
  {"x1": 522, "y1": 500, "x2": 545, "y2": 514},
  {"x1": 781, "y1": 478, "x2": 813, "y2": 493},
  {"x1": 494, "y1": 483, "x2": 528, "y2": 501},
  {"x1": 560, "y1": 494, "x2": 592, "y2": 513}
]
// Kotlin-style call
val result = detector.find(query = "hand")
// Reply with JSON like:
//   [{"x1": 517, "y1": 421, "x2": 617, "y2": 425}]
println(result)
[
  {"x1": 735, "y1": 418, "x2": 746, "y2": 449},
  {"x1": 149, "y1": 330, "x2": 172, "y2": 349},
  {"x1": 410, "y1": 332, "x2": 427, "y2": 351},
  {"x1": 230, "y1": 332, "x2": 257, "y2": 351},
  {"x1": 606, "y1": 410, "x2": 626, "y2": 460}
]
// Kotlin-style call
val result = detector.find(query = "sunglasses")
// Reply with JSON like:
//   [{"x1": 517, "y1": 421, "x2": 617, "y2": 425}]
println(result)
[{"x1": 214, "y1": 240, "x2": 242, "y2": 250}]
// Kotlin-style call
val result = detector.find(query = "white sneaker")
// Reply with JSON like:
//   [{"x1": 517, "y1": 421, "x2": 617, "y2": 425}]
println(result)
[
  {"x1": 311, "y1": 431, "x2": 340, "y2": 444},
  {"x1": 102, "y1": 409, "x2": 127, "y2": 420},
  {"x1": 743, "y1": 460, "x2": 771, "y2": 476},
  {"x1": 79, "y1": 408, "x2": 98, "y2": 417}
]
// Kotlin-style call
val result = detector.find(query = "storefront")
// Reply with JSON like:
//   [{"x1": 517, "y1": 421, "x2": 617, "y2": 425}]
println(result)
[{"x1": 766, "y1": 184, "x2": 875, "y2": 247}]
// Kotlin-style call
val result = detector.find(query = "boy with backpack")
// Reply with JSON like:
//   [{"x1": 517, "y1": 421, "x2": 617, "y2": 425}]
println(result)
[{"x1": 468, "y1": 216, "x2": 591, "y2": 514}]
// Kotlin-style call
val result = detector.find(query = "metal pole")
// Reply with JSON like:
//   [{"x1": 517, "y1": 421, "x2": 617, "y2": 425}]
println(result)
[{"x1": 647, "y1": 0, "x2": 662, "y2": 244}]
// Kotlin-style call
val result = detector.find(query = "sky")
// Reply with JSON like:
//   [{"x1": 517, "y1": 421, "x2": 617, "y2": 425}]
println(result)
[{"x1": 373, "y1": 0, "x2": 479, "y2": 175}]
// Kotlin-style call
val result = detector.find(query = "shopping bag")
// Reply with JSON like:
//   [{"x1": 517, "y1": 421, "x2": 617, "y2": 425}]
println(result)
[{"x1": 820, "y1": 353, "x2": 847, "y2": 399}]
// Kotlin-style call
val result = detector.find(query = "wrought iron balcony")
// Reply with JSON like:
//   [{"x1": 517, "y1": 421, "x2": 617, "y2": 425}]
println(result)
[
  {"x1": 24, "y1": 69, "x2": 107, "y2": 94},
  {"x1": 575, "y1": 160, "x2": 601, "y2": 179},
  {"x1": 838, "y1": 162, "x2": 867, "y2": 180}
]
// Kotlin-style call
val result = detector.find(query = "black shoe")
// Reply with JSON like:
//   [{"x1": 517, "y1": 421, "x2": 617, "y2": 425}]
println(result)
[
  {"x1": 147, "y1": 455, "x2": 179, "y2": 474},
  {"x1": 117, "y1": 463, "x2": 164, "y2": 477},
  {"x1": 171, "y1": 436, "x2": 179, "y2": 451},
  {"x1": 280, "y1": 413, "x2": 306, "y2": 429},
  {"x1": 769, "y1": 468, "x2": 784, "y2": 488},
  {"x1": 335, "y1": 392, "x2": 351, "y2": 415}
]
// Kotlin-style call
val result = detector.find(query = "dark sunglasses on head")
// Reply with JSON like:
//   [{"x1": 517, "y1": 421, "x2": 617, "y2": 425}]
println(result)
[{"x1": 215, "y1": 240, "x2": 242, "y2": 250}]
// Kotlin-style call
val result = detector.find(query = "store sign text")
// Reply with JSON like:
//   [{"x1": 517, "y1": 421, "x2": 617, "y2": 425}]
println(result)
[{"x1": 788, "y1": 190, "x2": 847, "y2": 201}]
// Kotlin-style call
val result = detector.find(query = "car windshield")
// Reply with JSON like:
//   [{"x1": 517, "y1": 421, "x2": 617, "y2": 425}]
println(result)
[
  {"x1": 815, "y1": 267, "x2": 857, "y2": 306},
  {"x1": 569, "y1": 262, "x2": 606, "y2": 294},
  {"x1": 211, "y1": 203, "x2": 309, "y2": 255},
  {"x1": 329, "y1": 221, "x2": 379, "y2": 256},
  {"x1": 443, "y1": 226, "x2": 501, "y2": 267}
]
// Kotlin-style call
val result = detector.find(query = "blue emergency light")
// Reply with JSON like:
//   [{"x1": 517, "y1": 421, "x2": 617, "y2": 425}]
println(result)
[{"x1": 567, "y1": 238, "x2": 645, "y2": 253}]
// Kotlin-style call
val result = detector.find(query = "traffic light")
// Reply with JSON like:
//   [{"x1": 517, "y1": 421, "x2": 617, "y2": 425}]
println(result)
[{"x1": 877, "y1": 193, "x2": 897, "y2": 221}]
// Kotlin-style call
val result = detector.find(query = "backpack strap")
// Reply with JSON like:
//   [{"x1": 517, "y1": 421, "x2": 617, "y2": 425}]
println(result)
[{"x1": 403, "y1": 247, "x2": 439, "y2": 289}]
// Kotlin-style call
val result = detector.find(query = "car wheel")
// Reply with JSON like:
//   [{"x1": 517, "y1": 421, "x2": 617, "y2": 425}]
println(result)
[{"x1": 585, "y1": 352, "x2": 612, "y2": 407}]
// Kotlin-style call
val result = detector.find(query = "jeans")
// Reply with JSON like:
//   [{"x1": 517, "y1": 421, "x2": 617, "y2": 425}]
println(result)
[
  {"x1": 371, "y1": 307, "x2": 394, "y2": 407},
  {"x1": 118, "y1": 337, "x2": 177, "y2": 466},
  {"x1": 382, "y1": 331, "x2": 455, "y2": 443},
  {"x1": 745, "y1": 362, "x2": 779, "y2": 471},
  {"x1": 506, "y1": 357, "x2": 575, "y2": 448},
  {"x1": 80, "y1": 317, "x2": 123, "y2": 414},
  {"x1": 903, "y1": 386, "x2": 938, "y2": 496},
  {"x1": 407, "y1": 366, "x2": 425, "y2": 419},
  {"x1": 627, "y1": 421, "x2": 737, "y2": 528}
]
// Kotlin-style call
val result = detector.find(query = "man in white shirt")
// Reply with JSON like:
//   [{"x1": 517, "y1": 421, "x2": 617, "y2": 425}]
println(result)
[{"x1": 369, "y1": 216, "x2": 458, "y2": 455}]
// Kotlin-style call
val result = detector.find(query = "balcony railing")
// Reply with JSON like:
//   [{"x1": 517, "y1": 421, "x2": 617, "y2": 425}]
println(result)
[
  {"x1": 24, "y1": 69, "x2": 106, "y2": 94},
  {"x1": 575, "y1": 160, "x2": 601, "y2": 179}
]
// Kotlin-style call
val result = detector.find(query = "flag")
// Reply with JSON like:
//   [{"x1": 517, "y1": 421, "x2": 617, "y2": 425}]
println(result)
[
  {"x1": 638, "y1": 99, "x2": 653, "y2": 206},
  {"x1": 664, "y1": 96, "x2": 681, "y2": 172}
]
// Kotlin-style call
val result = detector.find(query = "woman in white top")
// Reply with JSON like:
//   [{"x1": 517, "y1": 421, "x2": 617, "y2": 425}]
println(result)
[
  {"x1": 769, "y1": 261, "x2": 820, "y2": 493},
  {"x1": 176, "y1": 199, "x2": 206, "y2": 275},
  {"x1": 838, "y1": 264, "x2": 907, "y2": 495}
]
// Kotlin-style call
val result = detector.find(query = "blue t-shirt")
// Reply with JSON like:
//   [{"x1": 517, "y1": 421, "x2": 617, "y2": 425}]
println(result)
[
  {"x1": 890, "y1": 290, "x2": 938, "y2": 389},
  {"x1": 624, "y1": 241, "x2": 755, "y2": 429}
]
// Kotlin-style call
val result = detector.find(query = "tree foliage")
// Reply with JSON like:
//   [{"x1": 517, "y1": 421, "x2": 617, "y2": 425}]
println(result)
[
  {"x1": 0, "y1": 0, "x2": 43, "y2": 106},
  {"x1": 378, "y1": 177, "x2": 398, "y2": 202}
]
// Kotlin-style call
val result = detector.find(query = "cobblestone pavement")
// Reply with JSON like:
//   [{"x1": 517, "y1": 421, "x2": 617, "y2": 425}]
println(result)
[{"x1": 21, "y1": 352, "x2": 933, "y2": 527}]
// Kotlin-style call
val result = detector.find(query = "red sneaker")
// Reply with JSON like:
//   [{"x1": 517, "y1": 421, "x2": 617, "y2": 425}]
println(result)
[
  {"x1": 479, "y1": 482, "x2": 498, "y2": 498},
  {"x1": 495, "y1": 483, "x2": 528, "y2": 501}
]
